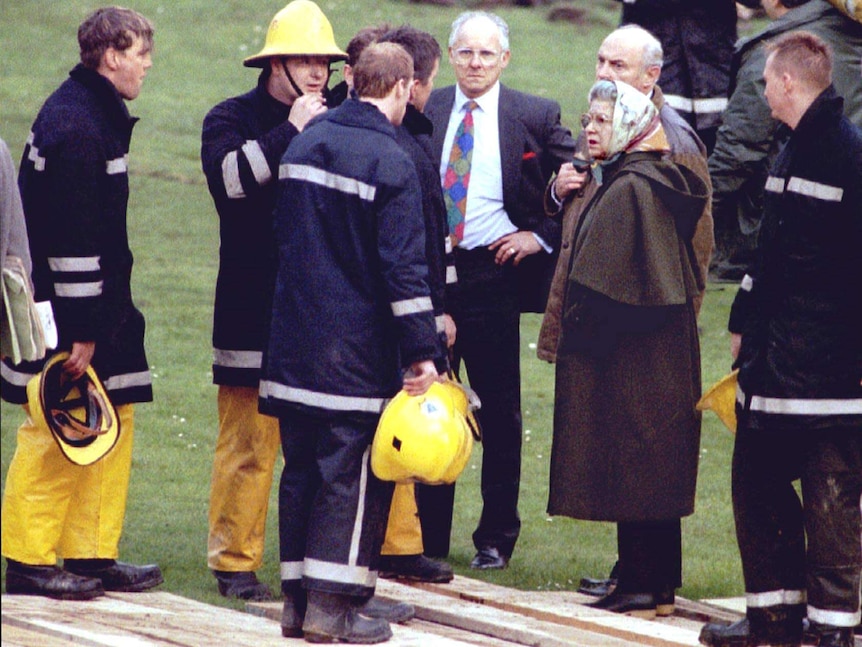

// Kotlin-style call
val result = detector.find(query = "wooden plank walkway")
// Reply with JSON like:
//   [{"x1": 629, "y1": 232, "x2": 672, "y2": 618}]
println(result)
[{"x1": 2, "y1": 576, "x2": 747, "y2": 646}]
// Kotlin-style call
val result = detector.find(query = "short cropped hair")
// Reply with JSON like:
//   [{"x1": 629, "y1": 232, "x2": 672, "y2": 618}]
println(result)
[
  {"x1": 449, "y1": 11, "x2": 509, "y2": 52},
  {"x1": 378, "y1": 25, "x2": 441, "y2": 85},
  {"x1": 353, "y1": 42, "x2": 413, "y2": 100},
  {"x1": 78, "y1": 6, "x2": 154, "y2": 69},
  {"x1": 346, "y1": 24, "x2": 392, "y2": 67},
  {"x1": 765, "y1": 31, "x2": 833, "y2": 92}
]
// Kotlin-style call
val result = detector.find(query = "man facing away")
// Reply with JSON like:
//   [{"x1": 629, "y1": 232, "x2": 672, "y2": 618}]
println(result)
[
  {"x1": 200, "y1": 0, "x2": 347, "y2": 601},
  {"x1": 700, "y1": 31, "x2": 862, "y2": 647},
  {"x1": 260, "y1": 42, "x2": 439, "y2": 643},
  {"x1": 1, "y1": 6, "x2": 161, "y2": 600},
  {"x1": 423, "y1": 10, "x2": 575, "y2": 571}
]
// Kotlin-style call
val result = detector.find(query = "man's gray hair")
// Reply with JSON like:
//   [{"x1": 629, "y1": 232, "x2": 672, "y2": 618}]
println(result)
[
  {"x1": 448, "y1": 11, "x2": 510, "y2": 52},
  {"x1": 614, "y1": 24, "x2": 663, "y2": 69}
]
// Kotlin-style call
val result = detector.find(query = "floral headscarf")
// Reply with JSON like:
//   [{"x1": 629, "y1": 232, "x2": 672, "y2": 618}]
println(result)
[{"x1": 586, "y1": 79, "x2": 669, "y2": 183}]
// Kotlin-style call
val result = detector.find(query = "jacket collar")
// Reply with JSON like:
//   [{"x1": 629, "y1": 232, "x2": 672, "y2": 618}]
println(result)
[
  {"x1": 325, "y1": 97, "x2": 397, "y2": 139},
  {"x1": 793, "y1": 84, "x2": 844, "y2": 137},
  {"x1": 69, "y1": 63, "x2": 137, "y2": 129}
]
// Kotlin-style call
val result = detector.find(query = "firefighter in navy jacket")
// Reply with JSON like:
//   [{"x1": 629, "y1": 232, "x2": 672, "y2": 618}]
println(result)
[
  {"x1": 199, "y1": 0, "x2": 348, "y2": 601},
  {"x1": 260, "y1": 43, "x2": 438, "y2": 642},
  {"x1": 700, "y1": 32, "x2": 862, "y2": 647},
  {"x1": 1, "y1": 7, "x2": 161, "y2": 601}
]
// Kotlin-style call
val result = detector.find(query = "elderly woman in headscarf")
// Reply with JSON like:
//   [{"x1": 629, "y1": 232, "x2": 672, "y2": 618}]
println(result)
[{"x1": 547, "y1": 80, "x2": 708, "y2": 619}]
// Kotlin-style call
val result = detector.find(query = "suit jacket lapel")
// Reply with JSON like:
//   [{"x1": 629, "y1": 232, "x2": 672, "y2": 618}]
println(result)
[{"x1": 426, "y1": 86, "x2": 456, "y2": 165}]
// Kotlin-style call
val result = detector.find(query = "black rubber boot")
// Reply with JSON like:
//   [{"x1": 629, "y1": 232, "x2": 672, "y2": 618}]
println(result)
[
  {"x1": 303, "y1": 590, "x2": 392, "y2": 644},
  {"x1": 281, "y1": 588, "x2": 307, "y2": 638},
  {"x1": 213, "y1": 570, "x2": 273, "y2": 601},
  {"x1": 812, "y1": 625, "x2": 854, "y2": 647},
  {"x1": 355, "y1": 596, "x2": 414, "y2": 623}
]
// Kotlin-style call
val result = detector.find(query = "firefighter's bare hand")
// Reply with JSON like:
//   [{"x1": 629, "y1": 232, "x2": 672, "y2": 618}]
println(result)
[
  {"x1": 63, "y1": 341, "x2": 96, "y2": 380},
  {"x1": 288, "y1": 93, "x2": 327, "y2": 132},
  {"x1": 402, "y1": 360, "x2": 438, "y2": 396}
]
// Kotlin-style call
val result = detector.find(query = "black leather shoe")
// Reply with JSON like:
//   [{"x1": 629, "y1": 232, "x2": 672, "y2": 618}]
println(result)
[
  {"x1": 212, "y1": 570, "x2": 273, "y2": 601},
  {"x1": 656, "y1": 589, "x2": 675, "y2": 617},
  {"x1": 5, "y1": 560, "x2": 104, "y2": 600},
  {"x1": 699, "y1": 619, "x2": 753, "y2": 646},
  {"x1": 587, "y1": 590, "x2": 657, "y2": 619},
  {"x1": 578, "y1": 576, "x2": 617, "y2": 597},
  {"x1": 64, "y1": 559, "x2": 163, "y2": 593},
  {"x1": 378, "y1": 554, "x2": 454, "y2": 583},
  {"x1": 355, "y1": 596, "x2": 415, "y2": 624},
  {"x1": 470, "y1": 547, "x2": 508, "y2": 570}
]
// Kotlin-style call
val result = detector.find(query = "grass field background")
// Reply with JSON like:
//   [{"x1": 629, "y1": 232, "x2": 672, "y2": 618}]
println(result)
[{"x1": 1, "y1": 0, "x2": 761, "y2": 610}]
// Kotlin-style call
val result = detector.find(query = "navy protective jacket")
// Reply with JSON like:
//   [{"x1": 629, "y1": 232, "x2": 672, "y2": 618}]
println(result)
[{"x1": 260, "y1": 99, "x2": 438, "y2": 418}]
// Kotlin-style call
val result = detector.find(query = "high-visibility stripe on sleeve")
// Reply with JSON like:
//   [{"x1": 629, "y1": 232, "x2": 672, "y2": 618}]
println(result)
[
  {"x1": 391, "y1": 296, "x2": 433, "y2": 317},
  {"x1": 48, "y1": 256, "x2": 100, "y2": 273},
  {"x1": 435, "y1": 315, "x2": 446, "y2": 333},
  {"x1": 222, "y1": 150, "x2": 244, "y2": 199},
  {"x1": 740, "y1": 274, "x2": 753, "y2": 292},
  {"x1": 26, "y1": 132, "x2": 46, "y2": 171},
  {"x1": 213, "y1": 349, "x2": 263, "y2": 369},
  {"x1": 54, "y1": 281, "x2": 103, "y2": 298},
  {"x1": 765, "y1": 176, "x2": 785, "y2": 194},
  {"x1": 241, "y1": 140, "x2": 272, "y2": 187},
  {"x1": 280, "y1": 164, "x2": 377, "y2": 202},
  {"x1": 260, "y1": 380, "x2": 386, "y2": 414},
  {"x1": 446, "y1": 265, "x2": 458, "y2": 284},
  {"x1": 786, "y1": 177, "x2": 843, "y2": 202},
  {"x1": 106, "y1": 156, "x2": 128, "y2": 175},
  {"x1": 103, "y1": 370, "x2": 152, "y2": 391},
  {"x1": 664, "y1": 95, "x2": 728, "y2": 115}
]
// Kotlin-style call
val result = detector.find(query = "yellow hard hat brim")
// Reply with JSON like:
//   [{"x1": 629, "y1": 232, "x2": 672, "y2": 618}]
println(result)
[{"x1": 696, "y1": 369, "x2": 739, "y2": 433}]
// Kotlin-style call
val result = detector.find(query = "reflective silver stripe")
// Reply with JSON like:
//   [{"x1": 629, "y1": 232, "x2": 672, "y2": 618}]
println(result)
[
  {"x1": 391, "y1": 296, "x2": 433, "y2": 317},
  {"x1": 663, "y1": 95, "x2": 728, "y2": 115},
  {"x1": 304, "y1": 558, "x2": 375, "y2": 587},
  {"x1": 1, "y1": 361, "x2": 37, "y2": 387},
  {"x1": 765, "y1": 176, "x2": 785, "y2": 194},
  {"x1": 280, "y1": 560, "x2": 303, "y2": 582},
  {"x1": 106, "y1": 155, "x2": 128, "y2": 175},
  {"x1": 740, "y1": 274, "x2": 754, "y2": 292},
  {"x1": 740, "y1": 386, "x2": 862, "y2": 416},
  {"x1": 54, "y1": 281, "x2": 103, "y2": 297},
  {"x1": 446, "y1": 266, "x2": 458, "y2": 284},
  {"x1": 746, "y1": 589, "x2": 806, "y2": 608},
  {"x1": 242, "y1": 140, "x2": 272, "y2": 187},
  {"x1": 260, "y1": 380, "x2": 385, "y2": 413},
  {"x1": 48, "y1": 256, "x2": 100, "y2": 272},
  {"x1": 435, "y1": 315, "x2": 446, "y2": 333},
  {"x1": 27, "y1": 131, "x2": 46, "y2": 171},
  {"x1": 444, "y1": 237, "x2": 454, "y2": 254},
  {"x1": 786, "y1": 177, "x2": 844, "y2": 202},
  {"x1": 213, "y1": 349, "x2": 262, "y2": 369},
  {"x1": 280, "y1": 164, "x2": 376, "y2": 202},
  {"x1": 808, "y1": 606, "x2": 862, "y2": 628},
  {"x1": 222, "y1": 150, "x2": 244, "y2": 199},
  {"x1": 103, "y1": 370, "x2": 152, "y2": 391},
  {"x1": 349, "y1": 448, "x2": 371, "y2": 565}
]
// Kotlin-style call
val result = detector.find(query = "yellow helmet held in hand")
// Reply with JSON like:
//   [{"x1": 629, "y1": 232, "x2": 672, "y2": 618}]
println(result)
[
  {"x1": 696, "y1": 369, "x2": 739, "y2": 433},
  {"x1": 244, "y1": 0, "x2": 348, "y2": 67},
  {"x1": 372, "y1": 382, "x2": 474, "y2": 485},
  {"x1": 26, "y1": 352, "x2": 120, "y2": 465}
]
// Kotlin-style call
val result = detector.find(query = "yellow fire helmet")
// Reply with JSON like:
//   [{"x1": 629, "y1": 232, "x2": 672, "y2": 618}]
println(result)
[
  {"x1": 372, "y1": 381, "x2": 475, "y2": 485},
  {"x1": 26, "y1": 352, "x2": 119, "y2": 466},
  {"x1": 696, "y1": 369, "x2": 739, "y2": 433},
  {"x1": 244, "y1": 0, "x2": 348, "y2": 68}
]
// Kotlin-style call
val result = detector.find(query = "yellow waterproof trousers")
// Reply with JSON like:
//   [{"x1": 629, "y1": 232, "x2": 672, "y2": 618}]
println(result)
[
  {"x1": 1, "y1": 404, "x2": 135, "y2": 565},
  {"x1": 207, "y1": 385, "x2": 280, "y2": 572},
  {"x1": 381, "y1": 482, "x2": 424, "y2": 556}
]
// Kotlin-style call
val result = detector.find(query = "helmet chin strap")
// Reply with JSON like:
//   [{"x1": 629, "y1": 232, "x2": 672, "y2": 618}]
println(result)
[{"x1": 281, "y1": 58, "x2": 305, "y2": 98}]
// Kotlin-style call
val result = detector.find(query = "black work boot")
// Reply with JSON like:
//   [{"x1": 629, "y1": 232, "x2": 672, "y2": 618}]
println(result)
[
  {"x1": 812, "y1": 625, "x2": 854, "y2": 647},
  {"x1": 5, "y1": 559, "x2": 104, "y2": 600},
  {"x1": 303, "y1": 590, "x2": 392, "y2": 644},
  {"x1": 281, "y1": 587, "x2": 307, "y2": 638},
  {"x1": 699, "y1": 618, "x2": 754, "y2": 646},
  {"x1": 377, "y1": 554, "x2": 453, "y2": 583},
  {"x1": 212, "y1": 570, "x2": 273, "y2": 601},
  {"x1": 64, "y1": 559, "x2": 163, "y2": 592},
  {"x1": 355, "y1": 595, "x2": 415, "y2": 623}
]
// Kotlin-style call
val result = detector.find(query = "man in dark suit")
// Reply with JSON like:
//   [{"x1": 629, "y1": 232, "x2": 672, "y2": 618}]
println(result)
[{"x1": 423, "y1": 10, "x2": 574, "y2": 570}]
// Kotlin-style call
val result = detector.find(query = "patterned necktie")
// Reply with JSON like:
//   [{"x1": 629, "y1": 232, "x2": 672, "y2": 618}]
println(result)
[{"x1": 443, "y1": 100, "x2": 478, "y2": 245}]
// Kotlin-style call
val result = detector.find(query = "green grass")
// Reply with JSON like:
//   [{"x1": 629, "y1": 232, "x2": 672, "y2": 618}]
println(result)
[{"x1": 2, "y1": 0, "x2": 753, "y2": 610}]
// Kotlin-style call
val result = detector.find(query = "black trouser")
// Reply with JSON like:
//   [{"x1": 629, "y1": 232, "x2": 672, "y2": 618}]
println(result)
[
  {"x1": 426, "y1": 247, "x2": 522, "y2": 559},
  {"x1": 732, "y1": 422, "x2": 862, "y2": 630},
  {"x1": 616, "y1": 519, "x2": 682, "y2": 593},
  {"x1": 278, "y1": 409, "x2": 394, "y2": 598}
]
